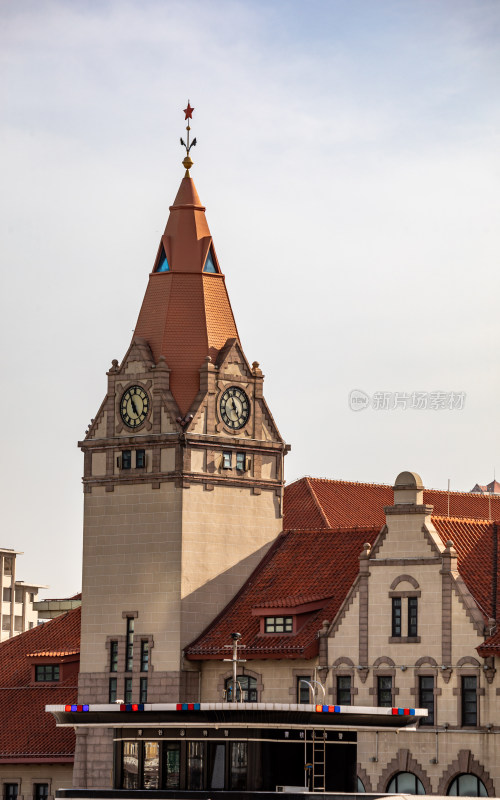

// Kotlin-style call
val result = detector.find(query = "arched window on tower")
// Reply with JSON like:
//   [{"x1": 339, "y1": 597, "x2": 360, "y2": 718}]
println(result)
[{"x1": 224, "y1": 675, "x2": 257, "y2": 702}]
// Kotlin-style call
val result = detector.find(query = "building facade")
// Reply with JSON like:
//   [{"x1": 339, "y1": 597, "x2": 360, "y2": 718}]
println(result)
[{"x1": 0, "y1": 548, "x2": 47, "y2": 642}]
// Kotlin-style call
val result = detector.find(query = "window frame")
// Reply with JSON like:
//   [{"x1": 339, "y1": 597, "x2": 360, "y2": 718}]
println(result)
[
  {"x1": 418, "y1": 675, "x2": 435, "y2": 726},
  {"x1": 140, "y1": 640, "x2": 149, "y2": 672},
  {"x1": 4, "y1": 784, "x2": 18, "y2": 800},
  {"x1": 264, "y1": 616, "x2": 293, "y2": 634},
  {"x1": 377, "y1": 675, "x2": 393, "y2": 707},
  {"x1": 122, "y1": 450, "x2": 132, "y2": 470},
  {"x1": 408, "y1": 596, "x2": 418, "y2": 637},
  {"x1": 125, "y1": 617, "x2": 134, "y2": 672},
  {"x1": 110, "y1": 640, "x2": 118, "y2": 673},
  {"x1": 35, "y1": 664, "x2": 60, "y2": 683},
  {"x1": 297, "y1": 675, "x2": 312, "y2": 704},
  {"x1": 222, "y1": 451, "x2": 232, "y2": 469},
  {"x1": 337, "y1": 675, "x2": 352, "y2": 706},
  {"x1": 136, "y1": 449, "x2": 146, "y2": 469},
  {"x1": 461, "y1": 675, "x2": 478, "y2": 727},
  {"x1": 392, "y1": 597, "x2": 402, "y2": 637}
]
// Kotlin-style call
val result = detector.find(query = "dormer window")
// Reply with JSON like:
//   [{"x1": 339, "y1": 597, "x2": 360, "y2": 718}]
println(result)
[
  {"x1": 35, "y1": 665, "x2": 60, "y2": 682},
  {"x1": 156, "y1": 246, "x2": 170, "y2": 272},
  {"x1": 264, "y1": 616, "x2": 293, "y2": 634},
  {"x1": 203, "y1": 246, "x2": 217, "y2": 273}
]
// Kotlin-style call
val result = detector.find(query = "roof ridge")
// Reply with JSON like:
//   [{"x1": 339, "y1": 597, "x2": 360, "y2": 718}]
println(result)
[
  {"x1": 304, "y1": 476, "x2": 331, "y2": 527},
  {"x1": 288, "y1": 475, "x2": 500, "y2": 498},
  {"x1": 432, "y1": 514, "x2": 495, "y2": 525}
]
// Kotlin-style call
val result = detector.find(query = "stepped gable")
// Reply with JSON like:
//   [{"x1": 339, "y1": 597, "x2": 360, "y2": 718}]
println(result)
[
  {"x1": 184, "y1": 527, "x2": 380, "y2": 660},
  {"x1": 0, "y1": 606, "x2": 80, "y2": 759},
  {"x1": 134, "y1": 176, "x2": 239, "y2": 415},
  {"x1": 284, "y1": 476, "x2": 500, "y2": 529}
]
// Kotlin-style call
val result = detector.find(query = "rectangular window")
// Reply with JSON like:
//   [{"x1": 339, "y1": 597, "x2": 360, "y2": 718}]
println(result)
[
  {"x1": 143, "y1": 742, "x2": 159, "y2": 789},
  {"x1": 125, "y1": 677, "x2": 133, "y2": 703},
  {"x1": 126, "y1": 617, "x2": 134, "y2": 671},
  {"x1": 140, "y1": 677, "x2": 148, "y2": 703},
  {"x1": 187, "y1": 741, "x2": 204, "y2": 790},
  {"x1": 236, "y1": 452, "x2": 245, "y2": 471},
  {"x1": 4, "y1": 785, "x2": 18, "y2": 800},
  {"x1": 337, "y1": 675, "x2": 352, "y2": 705},
  {"x1": 164, "y1": 742, "x2": 181, "y2": 789},
  {"x1": 34, "y1": 784, "x2": 49, "y2": 800},
  {"x1": 418, "y1": 675, "x2": 434, "y2": 725},
  {"x1": 408, "y1": 597, "x2": 418, "y2": 637},
  {"x1": 136, "y1": 449, "x2": 146, "y2": 469},
  {"x1": 110, "y1": 640, "x2": 118, "y2": 672},
  {"x1": 377, "y1": 675, "x2": 393, "y2": 707},
  {"x1": 140, "y1": 640, "x2": 149, "y2": 672},
  {"x1": 4, "y1": 559, "x2": 12, "y2": 575},
  {"x1": 222, "y1": 451, "x2": 232, "y2": 469},
  {"x1": 462, "y1": 675, "x2": 477, "y2": 726},
  {"x1": 392, "y1": 597, "x2": 402, "y2": 637},
  {"x1": 297, "y1": 675, "x2": 312, "y2": 703},
  {"x1": 122, "y1": 450, "x2": 132, "y2": 470},
  {"x1": 15, "y1": 587, "x2": 23, "y2": 603},
  {"x1": 35, "y1": 664, "x2": 60, "y2": 682},
  {"x1": 264, "y1": 616, "x2": 293, "y2": 633},
  {"x1": 230, "y1": 741, "x2": 247, "y2": 790},
  {"x1": 30, "y1": 592, "x2": 35, "y2": 603},
  {"x1": 109, "y1": 677, "x2": 117, "y2": 703},
  {"x1": 122, "y1": 742, "x2": 139, "y2": 789},
  {"x1": 3, "y1": 587, "x2": 11, "y2": 602}
]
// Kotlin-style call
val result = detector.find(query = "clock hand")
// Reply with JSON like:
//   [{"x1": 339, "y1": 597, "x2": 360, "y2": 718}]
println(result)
[{"x1": 131, "y1": 397, "x2": 139, "y2": 416}]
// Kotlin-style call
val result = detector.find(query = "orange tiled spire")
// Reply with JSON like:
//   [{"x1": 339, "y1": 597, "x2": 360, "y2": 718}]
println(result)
[{"x1": 134, "y1": 106, "x2": 239, "y2": 414}]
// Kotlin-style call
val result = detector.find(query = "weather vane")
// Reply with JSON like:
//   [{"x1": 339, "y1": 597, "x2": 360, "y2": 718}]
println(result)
[{"x1": 180, "y1": 100, "x2": 196, "y2": 175}]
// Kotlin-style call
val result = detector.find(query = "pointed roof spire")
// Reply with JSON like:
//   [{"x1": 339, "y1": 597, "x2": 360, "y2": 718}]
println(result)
[{"x1": 133, "y1": 104, "x2": 240, "y2": 415}]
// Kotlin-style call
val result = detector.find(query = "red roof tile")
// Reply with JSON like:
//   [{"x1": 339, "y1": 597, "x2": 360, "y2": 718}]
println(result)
[
  {"x1": 187, "y1": 480, "x2": 500, "y2": 662},
  {"x1": 284, "y1": 477, "x2": 500, "y2": 530},
  {"x1": 432, "y1": 516, "x2": 499, "y2": 623},
  {"x1": 0, "y1": 608, "x2": 80, "y2": 759},
  {"x1": 185, "y1": 527, "x2": 380, "y2": 660}
]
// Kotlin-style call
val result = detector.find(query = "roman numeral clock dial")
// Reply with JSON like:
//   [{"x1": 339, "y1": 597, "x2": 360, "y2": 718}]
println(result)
[
  {"x1": 219, "y1": 386, "x2": 250, "y2": 430},
  {"x1": 120, "y1": 385, "x2": 150, "y2": 429}
]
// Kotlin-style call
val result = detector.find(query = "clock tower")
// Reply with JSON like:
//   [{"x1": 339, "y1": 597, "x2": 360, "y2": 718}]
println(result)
[{"x1": 77, "y1": 109, "x2": 288, "y2": 729}]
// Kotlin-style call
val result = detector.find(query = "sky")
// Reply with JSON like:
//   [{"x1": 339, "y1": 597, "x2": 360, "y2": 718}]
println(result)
[{"x1": 1, "y1": 0, "x2": 499, "y2": 598}]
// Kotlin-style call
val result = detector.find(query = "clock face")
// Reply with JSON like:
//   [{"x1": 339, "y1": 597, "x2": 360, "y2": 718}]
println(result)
[
  {"x1": 120, "y1": 385, "x2": 150, "y2": 429},
  {"x1": 220, "y1": 386, "x2": 250, "y2": 430}
]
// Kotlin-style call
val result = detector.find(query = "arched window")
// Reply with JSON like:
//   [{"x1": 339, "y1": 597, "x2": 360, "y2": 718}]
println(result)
[
  {"x1": 357, "y1": 776, "x2": 366, "y2": 792},
  {"x1": 224, "y1": 675, "x2": 257, "y2": 702},
  {"x1": 387, "y1": 772, "x2": 425, "y2": 794},
  {"x1": 448, "y1": 774, "x2": 487, "y2": 797}
]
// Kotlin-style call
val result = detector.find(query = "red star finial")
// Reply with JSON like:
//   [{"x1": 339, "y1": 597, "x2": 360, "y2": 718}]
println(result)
[{"x1": 184, "y1": 101, "x2": 194, "y2": 120}]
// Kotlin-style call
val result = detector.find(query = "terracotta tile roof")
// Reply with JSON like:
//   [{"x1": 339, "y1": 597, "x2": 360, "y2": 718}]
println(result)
[
  {"x1": 185, "y1": 527, "x2": 381, "y2": 660},
  {"x1": 187, "y1": 480, "x2": 500, "y2": 662},
  {"x1": 478, "y1": 628, "x2": 500, "y2": 656},
  {"x1": 432, "y1": 516, "x2": 499, "y2": 623},
  {"x1": 0, "y1": 608, "x2": 80, "y2": 759},
  {"x1": 25, "y1": 650, "x2": 79, "y2": 658},
  {"x1": 284, "y1": 477, "x2": 500, "y2": 529},
  {"x1": 133, "y1": 177, "x2": 239, "y2": 414}
]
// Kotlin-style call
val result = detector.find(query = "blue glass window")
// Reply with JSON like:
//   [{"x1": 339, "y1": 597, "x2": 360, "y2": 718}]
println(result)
[
  {"x1": 156, "y1": 247, "x2": 170, "y2": 272},
  {"x1": 203, "y1": 247, "x2": 217, "y2": 273}
]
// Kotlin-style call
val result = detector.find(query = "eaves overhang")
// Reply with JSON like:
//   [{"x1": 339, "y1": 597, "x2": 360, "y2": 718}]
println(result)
[{"x1": 47, "y1": 702, "x2": 426, "y2": 730}]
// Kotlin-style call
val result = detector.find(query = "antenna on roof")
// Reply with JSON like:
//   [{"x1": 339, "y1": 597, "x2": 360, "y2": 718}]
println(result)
[{"x1": 447, "y1": 479, "x2": 450, "y2": 517}]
